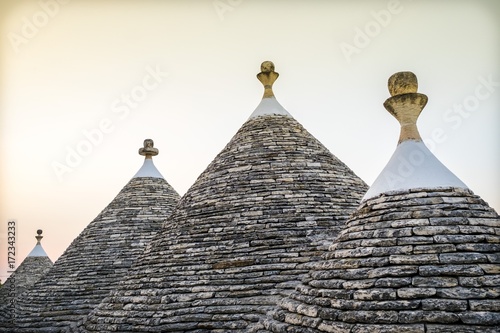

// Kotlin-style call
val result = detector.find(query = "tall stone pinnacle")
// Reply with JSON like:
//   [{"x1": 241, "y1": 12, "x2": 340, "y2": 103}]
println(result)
[
  {"x1": 363, "y1": 71, "x2": 466, "y2": 200},
  {"x1": 383, "y1": 71, "x2": 428, "y2": 144}
]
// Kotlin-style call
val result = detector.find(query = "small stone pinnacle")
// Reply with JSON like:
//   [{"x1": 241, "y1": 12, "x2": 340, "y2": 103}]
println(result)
[
  {"x1": 383, "y1": 71, "x2": 428, "y2": 144},
  {"x1": 36, "y1": 229, "x2": 43, "y2": 244},
  {"x1": 257, "y1": 61, "x2": 279, "y2": 98},
  {"x1": 139, "y1": 139, "x2": 159, "y2": 159}
]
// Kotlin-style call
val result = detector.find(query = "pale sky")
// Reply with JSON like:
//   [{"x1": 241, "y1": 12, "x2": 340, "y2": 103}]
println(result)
[{"x1": 1, "y1": 0, "x2": 499, "y2": 280}]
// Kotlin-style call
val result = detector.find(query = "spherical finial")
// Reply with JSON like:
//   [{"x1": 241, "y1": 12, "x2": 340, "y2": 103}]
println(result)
[
  {"x1": 139, "y1": 139, "x2": 159, "y2": 159},
  {"x1": 257, "y1": 61, "x2": 279, "y2": 98},
  {"x1": 388, "y1": 71, "x2": 418, "y2": 96},
  {"x1": 260, "y1": 61, "x2": 275, "y2": 73},
  {"x1": 35, "y1": 229, "x2": 43, "y2": 244}
]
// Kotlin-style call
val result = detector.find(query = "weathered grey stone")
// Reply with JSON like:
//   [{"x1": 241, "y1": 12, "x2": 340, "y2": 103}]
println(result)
[
  {"x1": 413, "y1": 244, "x2": 456, "y2": 254},
  {"x1": 418, "y1": 265, "x2": 484, "y2": 277},
  {"x1": 397, "y1": 236, "x2": 434, "y2": 245},
  {"x1": 399, "y1": 310, "x2": 460, "y2": 324},
  {"x1": 421, "y1": 299, "x2": 467, "y2": 311},
  {"x1": 372, "y1": 246, "x2": 413, "y2": 256},
  {"x1": 342, "y1": 279, "x2": 376, "y2": 290},
  {"x1": 468, "y1": 218, "x2": 499, "y2": 227},
  {"x1": 436, "y1": 286, "x2": 500, "y2": 299},
  {"x1": 412, "y1": 226, "x2": 460, "y2": 236},
  {"x1": 486, "y1": 253, "x2": 500, "y2": 263},
  {"x1": 338, "y1": 310, "x2": 399, "y2": 324},
  {"x1": 433, "y1": 234, "x2": 486, "y2": 244},
  {"x1": 368, "y1": 266, "x2": 418, "y2": 279},
  {"x1": 374, "y1": 277, "x2": 412, "y2": 288},
  {"x1": 353, "y1": 289, "x2": 397, "y2": 301},
  {"x1": 352, "y1": 324, "x2": 425, "y2": 333},
  {"x1": 427, "y1": 325, "x2": 500, "y2": 333},
  {"x1": 439, "y1": 253, "x2": 488, "y2": 264},
  {"x1": 411, "y1": 277, "x2": 458, "y2": 288},
  {"x1": 317, "y1": 320, "x2": 353, "y2": 332},
  {"x1": 459, "y1": 311, "x2": 500, "y2": 325},
  {"x1": 479, "y1": 264, "x2": 500, "y2": 274},
  {"x1": 469, "y1": 299, "x2": 500, "y2": 311},
  {"x1": 458, "y1": 275, "x2": 500, "y2": 287},
  {"x1": 389, "y1": 254, "x2": 439, "y2": 265},
  {"x1": 456, "y1": 243, "x2": 500, "y2": 252},
  {"x1": 397, "y1": 288, "x2": 436, "y2": 299}
]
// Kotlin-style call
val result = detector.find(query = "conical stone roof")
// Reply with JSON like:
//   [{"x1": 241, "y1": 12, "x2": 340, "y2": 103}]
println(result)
[
  {"x1": 15, "y1": 140, "x2": 180, "y2": 332},
  {"x1": 263, "y1": 72, "x2": 500, "y2": 333},
  {"x1": 0, "y1": 230, "x2": 53, "y2": 332},
  {"x1": 80, "y1": 62, "x2": 368, "y2": 332}
]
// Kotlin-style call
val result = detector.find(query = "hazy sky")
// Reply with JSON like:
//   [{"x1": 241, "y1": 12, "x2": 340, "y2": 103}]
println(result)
[{"x1": 1, "y1": 0, "x2": 499, "y2": 280}]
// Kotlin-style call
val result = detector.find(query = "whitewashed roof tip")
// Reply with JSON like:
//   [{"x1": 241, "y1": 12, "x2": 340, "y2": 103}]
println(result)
[
  {"x1": 133, "y1": 139, "x2": 164, "y2": 179},
  {"x1": 363, "y1": 71, "x2": 468, "y2": 200},
  {"x1": 248, "y1": 61, "x2": 292, "y2": 119},
  {"x1": 27, "y1": 229, "x2": 49, "y2": 257}
]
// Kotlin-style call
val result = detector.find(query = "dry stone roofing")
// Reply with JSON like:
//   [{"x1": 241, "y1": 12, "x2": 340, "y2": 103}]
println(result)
[
  {"x1": 0, "y1": 230, "x2": 53, "y2": 332},
  {"x1": 80, "y1": 61, "x2": 368, "y2": 332},
  {"x1": 263, "y1": 72, "x2": 500, "y2": 333},
  {"x1": 15, "y1": 140, "x2": 180, "y2": 332}
]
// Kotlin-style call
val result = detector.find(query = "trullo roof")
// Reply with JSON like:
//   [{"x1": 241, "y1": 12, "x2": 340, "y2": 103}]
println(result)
[
  {"x1": 81, "y1": 62, "x2": 368, "y2": 332},
  {"x1": 0, "y1": 230, "x2": 53, "y2": 332},
  {"x1": 263, "y1": 71, "x2": 500, "y2": 333},
  {"x1": 15, "y1": 140, "x2": 180, "y2": 332}
]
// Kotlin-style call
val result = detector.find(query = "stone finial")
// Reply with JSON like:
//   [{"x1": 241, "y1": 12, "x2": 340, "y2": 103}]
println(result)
[
  {"x1": 36, "y1": 229, "x2": 43, "y2": 244},
  {"x1": 257, "y1": 61, "x2": 279, "y2": 98},
  {"x1": 139, "y1": 139, "x2": 159, "y2": 159},
  {"x1": 383, "y1": 71, "x2": 428, "y2": 144}
]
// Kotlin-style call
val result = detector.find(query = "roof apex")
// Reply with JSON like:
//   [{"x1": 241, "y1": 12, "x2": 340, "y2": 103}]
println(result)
[
  {"x1": 27, "y1": 230, "x2": 49, "y2": 257},
  {"x1": 248, "y1": 61, "x2": 292, "y2": 119},
  {"x1": 364, "y1": 72, "x2": 468, "y2": 200},
  {"x1": 133, "y1": 139, "x2": 164, "y2": 179}
]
